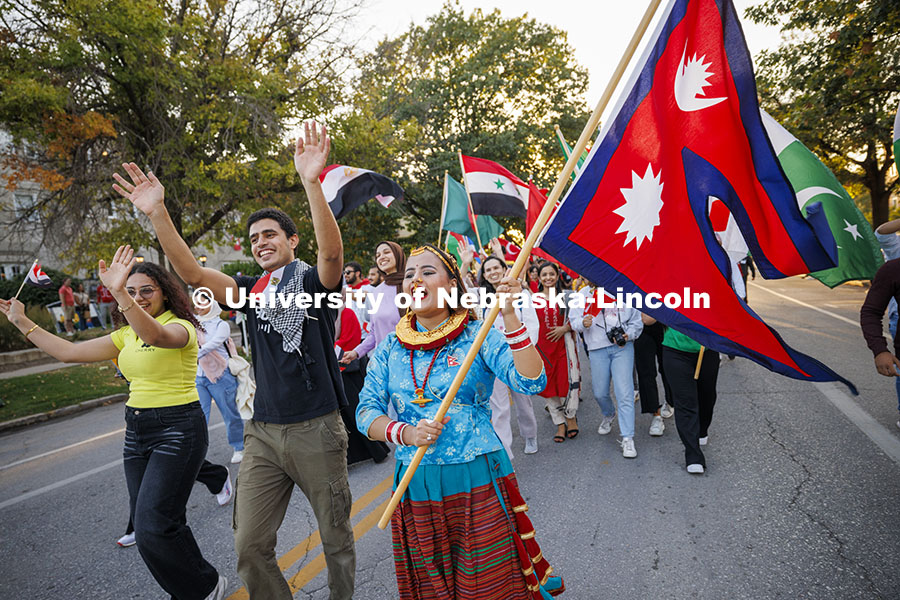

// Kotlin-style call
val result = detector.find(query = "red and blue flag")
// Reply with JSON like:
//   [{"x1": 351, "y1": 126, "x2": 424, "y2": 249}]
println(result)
[{"x1": 538, "y1": 0, "x2": 854, "y2": 392}]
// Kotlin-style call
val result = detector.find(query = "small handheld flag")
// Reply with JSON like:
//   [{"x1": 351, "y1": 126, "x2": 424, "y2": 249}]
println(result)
[
  {"x1": 15, "y1": 260, "x2": 52, "y2": 298},
  {"x1": 319, "y1": 165, "x2": 404, "y2": 219}
]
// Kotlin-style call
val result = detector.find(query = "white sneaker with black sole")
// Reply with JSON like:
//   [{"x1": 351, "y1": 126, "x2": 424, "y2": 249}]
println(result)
[
  {"x1": 597, "y1": 415, "x2": 615, "y2": 435},
  {"x1": 649, "y1": 415, "x2": 665, "y2": 436},
  {"x1": 216, "y1": 471, "x2": 233, "y2": 506}
]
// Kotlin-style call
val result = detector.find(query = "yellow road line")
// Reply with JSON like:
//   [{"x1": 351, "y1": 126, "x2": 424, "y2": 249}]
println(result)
[
  {"x1": 226, "y1": 475, "x2": 392, "y2": 600},
  {"x1": 287, "y1": 497, "x2": 391, "y2": 593}
]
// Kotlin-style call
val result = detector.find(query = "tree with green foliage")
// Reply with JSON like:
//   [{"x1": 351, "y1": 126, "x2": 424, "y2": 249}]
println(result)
[
  {"x1": 745, "y1": 0, "x2": 900, "y2": 226},
  {"x1": 353, "y1": 1, "x2": 590, "y2": 245},
  {"x1": 0, "y1": 0, "x2": 359, "y2": 270}
]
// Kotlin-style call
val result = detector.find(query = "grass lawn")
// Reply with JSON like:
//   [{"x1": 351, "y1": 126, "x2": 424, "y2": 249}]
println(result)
[{"x1": 0, "y1": 362, "x2": 128, "y2": 422}]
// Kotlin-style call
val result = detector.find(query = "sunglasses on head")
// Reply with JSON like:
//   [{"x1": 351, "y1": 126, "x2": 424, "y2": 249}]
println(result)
[{"x1": 125, "y1": 286, "x2": 158, "y2": 299}]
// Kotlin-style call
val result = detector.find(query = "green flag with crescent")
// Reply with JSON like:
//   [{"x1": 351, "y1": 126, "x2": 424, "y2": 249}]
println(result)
[{"x1": 761, "y1": 110, "x2": 883, "y2": 287}]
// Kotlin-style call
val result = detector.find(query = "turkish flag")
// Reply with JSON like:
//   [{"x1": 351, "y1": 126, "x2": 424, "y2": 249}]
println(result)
[{"x1": 538, "y1": 0, "x2": 852, "y2": 391}]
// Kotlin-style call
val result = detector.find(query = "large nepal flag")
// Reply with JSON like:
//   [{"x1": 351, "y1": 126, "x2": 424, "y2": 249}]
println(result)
[
  {"x1": 319, "y1": 165, "x2": 404, "y2": 219},
  {"x1": 538, "y1": 0, "x2": 854, "y2": 391},
  {"x1": 460, "y1": 154, "x2": 529, "y2": 218}
]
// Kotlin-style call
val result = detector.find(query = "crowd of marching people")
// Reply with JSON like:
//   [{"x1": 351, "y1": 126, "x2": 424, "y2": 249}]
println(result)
[{"x1": 0, "y1": 122, "x2": 736, "y2": 599}]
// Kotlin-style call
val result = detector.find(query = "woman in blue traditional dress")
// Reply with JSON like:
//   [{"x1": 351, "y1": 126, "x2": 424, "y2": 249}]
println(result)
[{"x1": 357, "y1": 243, "x2": 564, "y2": 600}]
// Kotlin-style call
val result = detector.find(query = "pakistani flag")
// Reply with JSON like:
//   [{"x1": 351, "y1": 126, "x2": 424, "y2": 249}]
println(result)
[
  {"x1": 761, "y1": 111, "x2": 883, "y2": 287},
  {"x1": 439, "y1": 173, "x2": 503, "y2": 246},
  {"x1": 554, "y1": 125, "x2": 588, "y2": 181},
  {"x1": 894, "y1": 98, "x2": 900, "y2": 174}
]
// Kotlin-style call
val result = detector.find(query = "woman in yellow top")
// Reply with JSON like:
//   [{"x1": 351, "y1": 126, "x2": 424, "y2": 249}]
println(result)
[{"x1": 0, "y1": 245, "x2": 227, "y2": 600}]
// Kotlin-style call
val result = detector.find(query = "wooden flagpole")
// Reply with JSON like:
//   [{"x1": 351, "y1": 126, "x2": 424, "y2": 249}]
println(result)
[
  {"x1": 457, "y1": 150, "x2": 484, "y2": 250},
  {"x1": 694, "y1": 346, "x2": 706, "y2": 379},
  {"x1": 14, "y1": 259, "x2": 38, "y2": 300},
  {"x1": 377, "y1": 0, "x2": 664, "y2": 530},
  {"x1": 438, "y1": 171, "x2": 449, "y2": 246}
]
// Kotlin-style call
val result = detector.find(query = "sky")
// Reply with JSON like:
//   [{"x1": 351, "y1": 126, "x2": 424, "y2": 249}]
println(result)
[{"x1": 353, "y1": 0, "x2": 783, "y2": 114}]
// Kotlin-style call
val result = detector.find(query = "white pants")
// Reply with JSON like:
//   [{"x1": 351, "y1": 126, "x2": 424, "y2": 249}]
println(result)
[{"x1": 490, "y1": 380, "x2": 539, "y2": 459}]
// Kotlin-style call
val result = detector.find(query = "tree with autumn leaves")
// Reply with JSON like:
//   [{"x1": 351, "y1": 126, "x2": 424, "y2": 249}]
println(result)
[
  {"x1": 746, "y1": 0, "x2": 900, "y2": 226},
  {"x1": 0, "y1": 0, "x2": 360, "y2": 269}
]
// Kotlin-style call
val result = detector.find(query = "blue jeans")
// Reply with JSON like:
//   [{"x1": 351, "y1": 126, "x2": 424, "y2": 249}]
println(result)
[
  {"x1": 196, "y1": 371, "x2": 244, "y2": 451},
  {"x1": 123, "y1": 402, "x2": 219, "y2": 598},
  {"x1": 589, "y1": 343, "x2": 636, "y2": 438}
]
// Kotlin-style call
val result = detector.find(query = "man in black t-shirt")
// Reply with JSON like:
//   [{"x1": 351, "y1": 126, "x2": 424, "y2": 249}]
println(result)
[{"x1": 112, "y1": 122, "x2": 355, "y2": 599}]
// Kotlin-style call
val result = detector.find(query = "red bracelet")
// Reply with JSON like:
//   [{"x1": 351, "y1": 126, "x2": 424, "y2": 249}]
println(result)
[
  {"x1": 504, "y1": 325, "x2": 527, "y2": 339},
  {"x1": 509, "y1": 338, "x2": 532, "y2": 351},
  {"x1": 384, "y1": 420, "x2": 411, "y2": 446}
]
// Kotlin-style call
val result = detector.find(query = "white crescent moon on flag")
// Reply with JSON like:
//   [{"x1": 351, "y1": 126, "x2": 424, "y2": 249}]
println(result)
[{"x1": 795, "y1": 186, "x2": 841, "y2": 208}]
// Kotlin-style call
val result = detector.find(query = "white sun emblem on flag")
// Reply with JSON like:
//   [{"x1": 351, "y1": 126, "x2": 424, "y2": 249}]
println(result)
[{"x1": 613, "y1": 164, "x2": 664, "y2": 250}]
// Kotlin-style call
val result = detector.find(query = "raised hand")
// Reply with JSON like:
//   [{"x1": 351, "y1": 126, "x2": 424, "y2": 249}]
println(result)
[
  {"x1": 112, "y1": 163, "x2": 165, "y2": 218},
  {"x1": 99, "y1": 245, "x2": 137, "y2": 292},
  {"x1": 459, "y1": 240, "x2": 475, "y2": 269},
  {"x1": 294, "y1": 121, "x2": 331, "y2": 184},
  {"x1": 0, "y1": 297, "x2": 26, "y2": 325}
]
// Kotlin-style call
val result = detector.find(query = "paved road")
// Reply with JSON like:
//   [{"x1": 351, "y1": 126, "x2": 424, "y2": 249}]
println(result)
[{"x1": 0, "y1": 276, "x2": 898, "y2": 599}]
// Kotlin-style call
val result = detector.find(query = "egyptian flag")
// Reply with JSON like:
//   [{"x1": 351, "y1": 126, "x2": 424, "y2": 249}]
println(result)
[
  {"x1": 460, "y1": 154, "x2": 528, "y2": 218},
  {"x1": 538, "y1": 0, "x2": 853, "y2": 392},
  {"x1": 25, "y1": 262, "x2": 52, "y2": 288},
  {"x1": 319, "y1": 165, "x2": 404, "y2": 219}
]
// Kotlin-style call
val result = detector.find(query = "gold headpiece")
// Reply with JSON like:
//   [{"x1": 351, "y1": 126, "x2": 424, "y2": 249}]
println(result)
[{"x1": 410, "y1": 245, "x2": 457, "y2": 276}]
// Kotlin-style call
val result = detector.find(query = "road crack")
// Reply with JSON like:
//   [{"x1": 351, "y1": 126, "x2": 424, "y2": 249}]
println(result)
[{"x1": 758, "y1": 410, "x2": 881, "y2": 597}]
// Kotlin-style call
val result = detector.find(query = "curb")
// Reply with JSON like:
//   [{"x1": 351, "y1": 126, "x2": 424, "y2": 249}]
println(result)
[{"x1": 0, "y1": 393, "x2": 128, "y2": 434}]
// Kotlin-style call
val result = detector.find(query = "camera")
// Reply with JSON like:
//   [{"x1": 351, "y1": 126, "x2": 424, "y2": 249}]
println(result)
[{"x1": 606, "y1": 326, "x2": 627, "y2": 347}]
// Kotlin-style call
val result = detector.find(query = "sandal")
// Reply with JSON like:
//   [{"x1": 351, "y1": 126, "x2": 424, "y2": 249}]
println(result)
[
  {"x1": 565, "y1": 418, "x2": 579, "y2": 439},
  {"x1": 554, "y1": 424, "x2": 567, "y2": 443}
]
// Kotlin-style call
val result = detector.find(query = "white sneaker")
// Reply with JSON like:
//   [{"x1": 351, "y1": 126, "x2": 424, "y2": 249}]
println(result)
[
  {"x1": 597, "y1": 415, "x2": 615, "y2": 435},
  {"x1": 660, "y1": 403, "x2": 674, "y2": 419},
  {"x1": 699, "y1": 436, "x2": 708, "y2": 446},
  {"x1": 649, "y1": 415, "x2": 665, "y2": 436},
  {"x1": 621, "y1": 437, "x2": 637, "y2": 458},
  {"x1": 116, "y1": 532, "x2": 136, "y2": 547},
  {"x1": 206, "y1": 575, "x2": 227, "y2": 600},
  {"x1": 216, "y1": 471, "x2": 233, "y2": 506},
  {"x1": 230, "y1": 450, "x2": 243, "y2": 464},
  {"x1": 523, "y1": 438, "x2": 538, "y2": 455},
  {"x1": 687, "y1": 464, "x2": 704, "y2": 474}
]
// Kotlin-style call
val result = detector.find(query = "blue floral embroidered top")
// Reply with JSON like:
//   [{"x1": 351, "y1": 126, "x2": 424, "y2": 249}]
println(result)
[{"x1": 356, "y1": 319, "x2": 546, "y2": 465}]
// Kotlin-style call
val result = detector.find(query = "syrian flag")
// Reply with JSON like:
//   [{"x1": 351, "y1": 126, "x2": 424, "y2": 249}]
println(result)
[
  {"x1": 537, "y1": 0, "x2": 853, "y2": 392},
  {"x1": 460, "y1": 154, "x2": 528, "y2": 218},
  {"x1": 440, "y1": 174, "x2": 504, "y2": 246},
  {"x1": 319, "y1": 165, "x2": 404, "y2": 220},
  {"x1": 26, "y1": 262, "x2": 52, "y2": 288}
]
